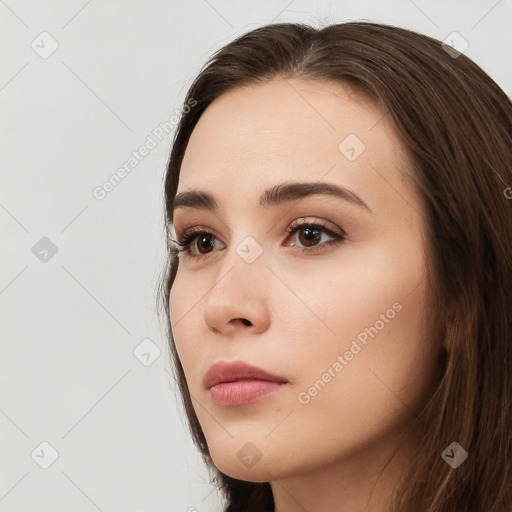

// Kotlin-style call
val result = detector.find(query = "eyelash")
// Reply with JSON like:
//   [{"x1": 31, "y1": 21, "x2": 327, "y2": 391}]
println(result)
[{"x1": 170, "y1": 220, "x2": 346, "y2": 261}]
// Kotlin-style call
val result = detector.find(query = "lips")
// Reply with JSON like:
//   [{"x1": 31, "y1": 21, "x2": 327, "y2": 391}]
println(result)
[{"x1": 203, "y1": 360, "x2": 287, "y2": 389}]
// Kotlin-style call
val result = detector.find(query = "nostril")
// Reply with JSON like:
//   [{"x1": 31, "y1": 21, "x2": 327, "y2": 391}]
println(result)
[{"x1": 240, "y1": 318, "x2": 252, "y2": 326}]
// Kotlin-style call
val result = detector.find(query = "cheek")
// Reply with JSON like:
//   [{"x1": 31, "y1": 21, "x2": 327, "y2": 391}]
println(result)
[
  {"x1": 255, "y1": 279, "x2": 432, "y2": 478},
  {"x1": 168, "y1": 273, "x2": 204, "y2": 378},
  {"x1": 293, "y1": 282, "x2": 433, "y2": 442},
  {"x1": 272, "y1": 238, "x2": 426, "y2": 357},
  {"x1": 282, "y1": 237, "x2": 434, "y2": 420}
]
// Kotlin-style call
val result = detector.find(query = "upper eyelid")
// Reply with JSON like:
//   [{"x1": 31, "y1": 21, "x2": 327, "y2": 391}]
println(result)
[
  {"x1": 288, "y1": 218, "x2": 345, "y2": 235},
  {"x1": 175, "y1": 218, "x2": 342, "y2": 240},
  {"x1": 175, "y1": 219, "x2": 345, "y2": 250}
]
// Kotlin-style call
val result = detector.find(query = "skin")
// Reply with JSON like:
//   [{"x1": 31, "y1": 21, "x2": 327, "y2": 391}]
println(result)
[{"x1": 169, "y1": 77, "x2": 442, "y2": 512}]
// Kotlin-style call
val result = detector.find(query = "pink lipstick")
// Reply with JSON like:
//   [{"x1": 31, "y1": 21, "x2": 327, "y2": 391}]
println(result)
[{"x1": 203, "y1": 360, "x2": 287, "y2": 407}]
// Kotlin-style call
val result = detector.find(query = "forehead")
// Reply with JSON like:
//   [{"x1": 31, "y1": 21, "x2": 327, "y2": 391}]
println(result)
[{"x1": 176, "y1": 77, "x2": 410, "y2": 212}]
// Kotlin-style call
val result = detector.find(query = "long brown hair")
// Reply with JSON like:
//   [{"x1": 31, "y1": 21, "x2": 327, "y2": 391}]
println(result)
[{"x1": 157, "y1": 22, "x2": 512, "y2": 511}]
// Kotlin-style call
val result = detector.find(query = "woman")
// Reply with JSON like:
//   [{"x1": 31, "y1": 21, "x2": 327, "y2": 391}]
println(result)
[{"x1": 158, "y1": 22, "x2": 512, "y2": 511}]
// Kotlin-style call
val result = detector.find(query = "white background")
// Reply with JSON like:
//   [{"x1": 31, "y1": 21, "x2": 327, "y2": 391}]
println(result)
[{"x1": 1, "y1": 1, "x2": 511, "y2": 511}]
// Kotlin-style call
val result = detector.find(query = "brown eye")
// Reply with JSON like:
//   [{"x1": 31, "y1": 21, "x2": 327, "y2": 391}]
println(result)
[
  {"x1": 172, "y1": 229, "x2": 224, "y2": 259},
  {"x1": 285, "y1": 220, "x2": 346, "y2": 252},
  {"x1": 171, "y1": 219, "x2": 346, "y2": 261},
  {"x1": 195, "y1": 234, "x2": 216, "y2": 254},
  {"x1": 297, "y1": 226, "x2": 322, "y2": 247}
]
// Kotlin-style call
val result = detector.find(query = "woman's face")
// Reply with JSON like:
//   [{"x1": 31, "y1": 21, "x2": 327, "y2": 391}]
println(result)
[{"x1": 169, "y1": 77, "x2": 441, "y2": 483}]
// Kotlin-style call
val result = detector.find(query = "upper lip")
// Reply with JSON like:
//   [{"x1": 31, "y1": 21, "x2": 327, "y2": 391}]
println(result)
[{"x1": 203, "y1": 360, "x2": 287, "y2": 389}]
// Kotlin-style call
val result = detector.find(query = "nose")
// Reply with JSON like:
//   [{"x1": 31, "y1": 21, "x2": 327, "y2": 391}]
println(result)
[{"x1": 202, "y1": 248, "x2": 271, "y2": 336}]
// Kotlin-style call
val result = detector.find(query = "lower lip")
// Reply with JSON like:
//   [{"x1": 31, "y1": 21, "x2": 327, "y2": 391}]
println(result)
[{"x1": 209, "y1": 379, "x2": 285, "y2": 407}]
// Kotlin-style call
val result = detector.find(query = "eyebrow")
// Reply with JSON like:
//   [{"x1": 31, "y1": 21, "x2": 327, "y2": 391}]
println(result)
[{"x1": 170, "y1": 181, "x2": 372, "y2": 220}]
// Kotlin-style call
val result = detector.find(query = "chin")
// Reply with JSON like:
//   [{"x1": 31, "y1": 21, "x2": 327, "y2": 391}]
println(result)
[{"x1": 209, "y1": 445, "x2": 281, "y2": 483}]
